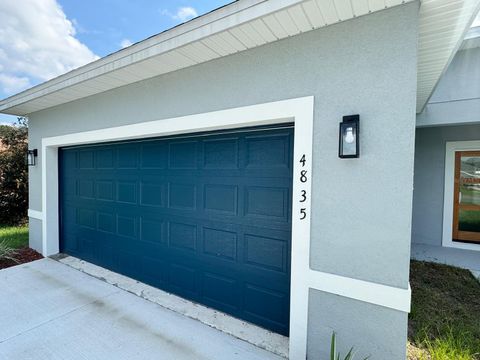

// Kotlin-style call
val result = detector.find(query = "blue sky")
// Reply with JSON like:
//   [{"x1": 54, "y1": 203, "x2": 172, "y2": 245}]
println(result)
[
  {"x1": 60, "y1": 0, "x2": 231, "y2": 57},
  {"x1": 1, "y1": 1, "x2": 479, "y2": 126},
  {"x1": 0, "y1": 0, "x2": 231, "y2": 125}
]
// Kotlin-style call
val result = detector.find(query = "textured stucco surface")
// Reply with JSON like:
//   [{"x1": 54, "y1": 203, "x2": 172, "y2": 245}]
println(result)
[
  {"x1": 411, "y1": 124, "x2": 480, "y2": 269},
  {"x1": 307, "y1": 289, "x2": 408, "y2": 360},
  {"x1": 417, "y1": 47, "x2": 480, "y2": 127},
  {"x1": 412, "y1": 124, "x2": 480, "y2": 246},
  {"x1": 26, "y1": 4, "x2": 419, "y2": 358},
  {"x1": 28, "y1": 218, "x2": 42, "y2": 253},
  {"x1": 28, "y1": 3, "x2": 418, "y2": 290}
]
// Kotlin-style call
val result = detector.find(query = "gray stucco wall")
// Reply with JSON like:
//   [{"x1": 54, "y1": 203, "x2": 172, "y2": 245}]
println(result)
[
  {"x1": 417, "y1": 47, "x2": 480, "y2": 127},
  {"x1": 308, "y1": 289, "x2": 408, "y2": 359},
  {"x1": 28, "y1": 218, "x2": 42, "y2": 253},
  {"x1": 412, "y1": 124, "x2": 480, "y2": 246},
  {"x1": 28, "y1": 3, "x2": 418, "y2": 358},
  {"x1": 29, "y1": 2, "x2": 418, "y2": 289},
  {"x1": 412, "y1": 124, "x2": 480, "y2": 270}
]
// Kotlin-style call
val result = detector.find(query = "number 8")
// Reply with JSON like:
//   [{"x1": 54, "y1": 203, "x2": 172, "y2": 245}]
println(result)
[{"x1": 300, "y1": 170, "x2": 307, "y2": 183}]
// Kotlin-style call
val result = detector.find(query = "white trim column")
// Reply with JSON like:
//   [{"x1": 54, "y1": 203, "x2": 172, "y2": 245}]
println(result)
[
  {"x1": 40, "y1": 96, "x2": 316, "y2": 359},
  {"x1": 37, "y1": 96, "x2": 411, "y2": 359}
]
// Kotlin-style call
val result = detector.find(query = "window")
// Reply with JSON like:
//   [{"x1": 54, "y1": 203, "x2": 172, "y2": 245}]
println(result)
[
  {"x1": 443, "y1": 141, "x2": 480, "y2": 251},
  {"x1": 452, "y1": 151, "x2": 480, "y2": 243}
]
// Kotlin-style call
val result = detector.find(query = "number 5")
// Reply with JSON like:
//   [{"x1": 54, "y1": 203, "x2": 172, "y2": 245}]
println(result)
[{"x1": 300, "y1": 208, "x2": 306, "y2": 220}]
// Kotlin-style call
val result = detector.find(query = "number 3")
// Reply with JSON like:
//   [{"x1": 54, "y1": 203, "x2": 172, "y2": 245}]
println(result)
[{"x1": 300, "y1": 190, "x2": 306, "y2": 202}]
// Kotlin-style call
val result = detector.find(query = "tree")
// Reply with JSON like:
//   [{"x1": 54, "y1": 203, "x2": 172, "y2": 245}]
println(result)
[{"x1": 0, "y1": 118, "x2": 28, "y2": 224}]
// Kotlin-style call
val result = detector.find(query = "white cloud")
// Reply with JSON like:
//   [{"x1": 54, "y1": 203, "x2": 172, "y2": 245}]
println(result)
[
  {"x1": 0, "y1": 74, "x2": 31, "y2": 94},
  {"x1": 0, "y1": 0, "x2": 99, "y2": 96},
  {"x1": 120, "y1": 38, "x2": 133, "y2": 48},
  {"x1": 176, "y1": 7, "x2": 198, "y2": 21},
  {"x1": 161, "y1": 6, "x2": 198, "y2": 22}
]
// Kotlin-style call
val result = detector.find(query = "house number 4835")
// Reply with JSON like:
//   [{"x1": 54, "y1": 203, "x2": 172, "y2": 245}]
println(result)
[{"x1": 299, "y1": 154, "x2": 307, "y2": 220}]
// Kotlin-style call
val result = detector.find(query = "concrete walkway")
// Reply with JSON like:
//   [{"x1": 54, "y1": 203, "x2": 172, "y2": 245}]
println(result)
[{"x1": 0, "y1": 258, "x2": 282, "y2": 360}]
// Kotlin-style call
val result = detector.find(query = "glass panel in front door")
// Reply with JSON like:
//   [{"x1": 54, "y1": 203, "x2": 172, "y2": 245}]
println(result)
[{"x1": 453, "y1": 151, "x2": 480, "y2": 243}]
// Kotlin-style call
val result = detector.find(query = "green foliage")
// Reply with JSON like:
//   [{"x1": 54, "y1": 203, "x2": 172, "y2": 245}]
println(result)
[
  {"x1": 0, "y1": 224, "x2": 29, "y2": 249},
  {"x1": 0, "y1": 239, "x2": 18, "y2": 262},
  {"x1": 330, "y1": 332, "x2": 370, "y2": 360},
  {"x1": 409, "y1": 260, "x2": 480, "y2": 360},
  {"x1": 415, "y1": 326, "x2": 479, "y2": 360},
  {"x1": 0, "y1": 118, "x2": 28, "y2": 224}
]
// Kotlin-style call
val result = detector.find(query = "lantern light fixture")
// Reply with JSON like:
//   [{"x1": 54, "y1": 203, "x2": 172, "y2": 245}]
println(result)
[
  {"x1": 26, "y1": 149, "x2": 38, "y2": 166},
  {"x1": 339, "y1": 115, "x2": 360, "y2": 158}
]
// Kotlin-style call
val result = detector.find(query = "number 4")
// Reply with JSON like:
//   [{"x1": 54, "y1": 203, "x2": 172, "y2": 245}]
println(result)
[{"x1": 300, "y1": 154, "x2": 306, "y2": 167}]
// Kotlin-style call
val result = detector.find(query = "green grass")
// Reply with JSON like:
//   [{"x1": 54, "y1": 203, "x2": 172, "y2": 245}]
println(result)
[
  {"x1": 0, "y1": 224, "x2": 28, "y2": 249},
  {"x1": 458, "y1": 209, "x2": 480, "y2": 232},
  {"x1": 409, "y1": 261, "x2": 480, "y2": 360}
]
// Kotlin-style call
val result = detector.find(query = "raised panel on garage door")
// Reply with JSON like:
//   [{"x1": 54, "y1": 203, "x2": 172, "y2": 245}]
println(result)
[{"x1": 59, "y1": 125, "x2": 293, "y2": 335}]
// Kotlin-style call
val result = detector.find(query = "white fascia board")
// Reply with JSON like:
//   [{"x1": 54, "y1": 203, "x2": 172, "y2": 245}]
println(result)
[
  {"x1": 465, "y1": 25, "x2": 480, "y2": 39},
  {"x1": 417, "y1": 0, "x2": 480, "y2": 112},
  {"x1": 0, "y1": 0, "x2": 306, "y2": 113},
  {"x1": 1, "y1": 0, "x2": 477, "y2": 115}
]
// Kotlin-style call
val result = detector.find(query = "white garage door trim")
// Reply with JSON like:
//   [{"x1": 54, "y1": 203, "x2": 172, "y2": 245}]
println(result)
[
  {"x1": 40, "y1": 96, "x2": 312, "y2": 358},
  {"x1": 36, "y1": 96, "x2": 411, "y2": 359}
]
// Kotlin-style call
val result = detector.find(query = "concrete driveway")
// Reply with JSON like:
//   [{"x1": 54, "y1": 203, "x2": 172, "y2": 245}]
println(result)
[{"x1": 0, "y1": 258, "x2": 282, "y2": 360}]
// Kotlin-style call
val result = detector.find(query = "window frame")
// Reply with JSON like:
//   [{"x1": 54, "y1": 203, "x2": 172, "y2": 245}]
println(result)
[{"x1": 443, "y1": 141, "x2": 480, "y2": 251}]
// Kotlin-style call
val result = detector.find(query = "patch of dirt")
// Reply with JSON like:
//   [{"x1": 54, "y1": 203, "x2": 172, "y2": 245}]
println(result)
[
  {"x1": 0, "y1": 247, "x2": 43, "y2": 270},
  {"x1": 407, "y1": 341, "x2": 429, "y2": 360},
  {"x1": 408, "y1": 260, "x2": 480, "y2": 360}
]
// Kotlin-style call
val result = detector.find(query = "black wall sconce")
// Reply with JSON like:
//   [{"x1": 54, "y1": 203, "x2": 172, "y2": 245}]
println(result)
[
  {"x1": 339, "y1": 115, "x2": 360, "y2": 158},
  {"x1": 26, "y1": 149, "x2": 38, "y2": 166}
]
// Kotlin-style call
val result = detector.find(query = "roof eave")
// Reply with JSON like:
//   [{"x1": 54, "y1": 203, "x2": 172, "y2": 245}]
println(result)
[{"x1": 1, "y1": 0, "x2": 479, "y2": 116}]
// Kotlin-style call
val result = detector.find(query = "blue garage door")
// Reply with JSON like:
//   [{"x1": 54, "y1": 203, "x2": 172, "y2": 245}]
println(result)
[{"x1": 60, "y1": 125, "x2": 293, "y2": 335}]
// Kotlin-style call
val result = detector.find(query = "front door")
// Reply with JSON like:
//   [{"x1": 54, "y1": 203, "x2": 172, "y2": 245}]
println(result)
[{"x1": 452, "y1": 150, "x2": 480, "y2": 243}]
